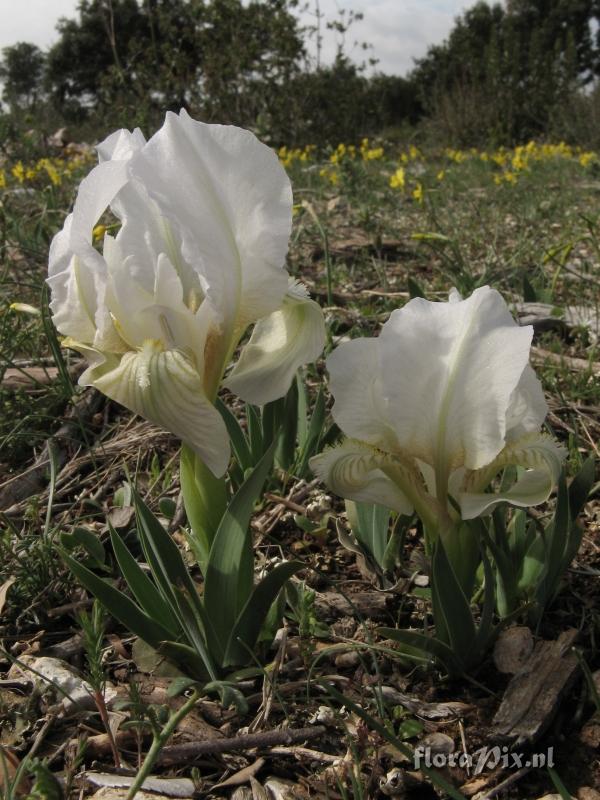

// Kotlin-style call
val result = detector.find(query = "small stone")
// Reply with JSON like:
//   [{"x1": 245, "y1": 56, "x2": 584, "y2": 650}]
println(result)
[
  {"x1": 419, "y1": 732, "x2": 454, "y2": 755},
  {"x1": 493, "y1": 626, "x2": 534, "y2": 674},
  {"x1": 580, "y1": 714, "x2": 600, "y2": 748},
  {"x1": 334, "y1": 651, "x2": 361, "y2": 668},
  {"x1": 309, "y1": 705, "x2": 336, "y2": 725},
  {"x1": 578, "y1": 789, "x2": 600, "y2": 800},
  {"x1": 379, "y1": 767, "x2": 405, "y2": 796}
]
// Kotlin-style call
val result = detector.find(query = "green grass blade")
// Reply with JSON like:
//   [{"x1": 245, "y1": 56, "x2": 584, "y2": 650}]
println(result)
[
  {"x1": 61, "y1": 551, "x2": 173, "y2": 649},
  {"x1": 431, "y1": 538, "x2": 477, "y2": 662},
  {"x1": 347, "y1": 500, "x2": 391, "y2": 566},
  {"x1": 568, "y1": 457, "x2": 595, "y2": 520},
  {"x1": 133, "y1": 487, "x2": 203, "y2": 617},
  {"x1": 378, "y1": 627, "x2": 463, "y2": 676},
  {"x1": 216, "y1": 398, "x2": 253, "y2": 473},
  {"x1": 203, "y1": 442, "x2": 275, "y2": 656},
  {"x1": 224, "y1": 560, "x2": 303, "y2": 667},
  {"x1": 171, "y1": 585, "x2": 219, "y2": 680},
  {"x1": 296, "y1": 372, "x2": 309, "y2": 449},
  {"x1": 108, "y1": 523, "x2": 179, "y2": 637},
  {"x1": 246, "y1": 403, "x2": 264, "y2": 462},
  {"x1": 295, "y1": 384, "x2": 326, "y2": 477}
]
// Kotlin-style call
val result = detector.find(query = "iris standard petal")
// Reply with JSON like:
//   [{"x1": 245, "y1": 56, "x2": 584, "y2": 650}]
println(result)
[
  {"x1": 379, "y1": 286, "x2": 534, "y2": 472},
  {"x1": 128, "y1": 110, "x2": 292, "y2": 336},
  {"x1": 224, "y1": 282, "x2": 325, "y2": 405},
  {"x1": 327, "y1": 337, "x2": 398, "y2": 451}
]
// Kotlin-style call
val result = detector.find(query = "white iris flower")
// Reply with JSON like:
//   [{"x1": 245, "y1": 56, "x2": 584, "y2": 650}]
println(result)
[
  {"x1": 311, "y1": 286, "x2": 565, "y2": 533},
  {"x1": 48, "y1": 111, "x2": 325, "y2": 476}
]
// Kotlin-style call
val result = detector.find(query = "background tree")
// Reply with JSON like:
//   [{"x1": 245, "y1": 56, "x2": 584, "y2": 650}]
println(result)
[
  {"x1": 411, "y1": 0, "x2": 600, "y2": 144},
  {"x1": 0, "y1": 43, "x2": 46, "y2": 112}
]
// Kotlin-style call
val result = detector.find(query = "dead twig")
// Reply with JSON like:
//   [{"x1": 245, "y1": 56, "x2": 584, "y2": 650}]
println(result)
[{"x1": 156, "y1": 725, "x2": 327, "y2": 766}]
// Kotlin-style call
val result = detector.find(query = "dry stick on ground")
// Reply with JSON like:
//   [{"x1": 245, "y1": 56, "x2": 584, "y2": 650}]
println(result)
[
  {"x1": 156, "y1": 725, "x2": 327, "y2": 766},
  {"x1": 268, "y1": 745, "x2": 340, "y2": 764},
  {"x1": 531, "y1": 345, "x2": 600, "y2": 376}
]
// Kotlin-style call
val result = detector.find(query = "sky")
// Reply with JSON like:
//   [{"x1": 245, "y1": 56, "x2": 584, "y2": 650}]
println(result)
[{"x1": 0, "y1": 0, "x2": 473, "y2": 77}]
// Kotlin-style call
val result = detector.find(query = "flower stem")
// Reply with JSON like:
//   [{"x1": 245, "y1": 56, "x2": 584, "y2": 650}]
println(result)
[{"x1": 125, "y1": 689, "x2": 202, "y2": 800}]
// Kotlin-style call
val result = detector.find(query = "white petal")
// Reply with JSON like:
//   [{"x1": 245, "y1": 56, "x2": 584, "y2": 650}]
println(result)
[
  {"x1": 48, "y1": 137, "x2": 141, "y2": 342},
  {"x1": 380, "y1": 286, "x2": 534, "y2": 471},
  {"x1": 103, "y1": 237, "x2": 214, "y2": 369},
  {"x1": 459, "y1": 433, "x2": 566, "y2": 518},
  {"x1": 85, "y1": 345, "x2": 230, "y2": 476},
  {"x1": 327, "y1": 337, "x2": 398, "y2": 451},
  {"x1": 224, "y1": 285, "x2": 325, "y2": 405},
  {"x1": 97, "y1": 127, "x2": 146, "y2": 162},
  {"x1": 505, "y1": 365, "x2": 547, "y2": 441},
  {"x1": 128, "y1": 110, "x2": 291, "y2": 336},
  {"x1": 48, "y1": 218, "x2": 98, "y2": 342},
  {"x1": 310, "y1": 440, "x2": 414, "y2": 515}
]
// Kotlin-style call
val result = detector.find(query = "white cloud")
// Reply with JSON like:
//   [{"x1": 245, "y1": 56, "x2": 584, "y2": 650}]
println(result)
[
  {"x1": 0, "y1": 0, "x2": 79, "y2": 53},
  {"x1": 297, "y1": 0, "x2": 472, "y2": 75}
]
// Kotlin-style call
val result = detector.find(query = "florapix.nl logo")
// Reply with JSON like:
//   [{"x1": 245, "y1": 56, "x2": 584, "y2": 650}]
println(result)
[{"x1": 414, "y1": 745, "x2": 555, "y2": 774}]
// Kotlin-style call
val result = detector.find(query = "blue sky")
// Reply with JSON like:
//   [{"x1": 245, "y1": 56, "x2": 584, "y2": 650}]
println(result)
[{"x1": 0, "y1": 0, "x2": 472, "y2": 77}]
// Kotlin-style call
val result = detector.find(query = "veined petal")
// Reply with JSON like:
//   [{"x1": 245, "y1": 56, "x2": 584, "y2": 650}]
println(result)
[
  {"x1": 224, "y1": 281, "x2": 325, "y2": 405},
  {"x1": 380, "y1": 286, "x2": 534, "y2": 471},
  {"x1": 327, "y1": 336, "x2": 398, "y2": 451},
  {"x1": 310, "y1": 440, "x2": 415, "y2": 515},
  {"x1": 459, "y1": 433, "x2": 566, "y2": 518},
  {"x1": 85, "y1": 344, "x2": 230, "y2": 476},
  {"x1": 128, "y1": 110, "x2": 291, "y2": 337}
]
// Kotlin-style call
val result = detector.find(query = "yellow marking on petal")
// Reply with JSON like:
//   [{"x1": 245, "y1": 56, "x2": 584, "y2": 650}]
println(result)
[
  {"x1": 187, "y1": 287, "x2": 203, "y2": 314},
  {"x1": 138, "y1": 338, "x2": 166, "y2": 389}
]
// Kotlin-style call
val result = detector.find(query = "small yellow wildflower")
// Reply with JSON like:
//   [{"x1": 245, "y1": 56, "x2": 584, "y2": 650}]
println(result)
[
  {"x1": 39, "y1": 158, "x2": 62, "y2": 186},
  {"x1": 412, "y1": 182, "x2": 424, "y2": 203},
  {"x1": 0, "y1": 170, "x2": 5, "y2": 189},
  {"x1": 11, "y1": 162, "x2": 25, "y2": 183},
  {"x1": 389, "y1": 167, "x2": 405, "y2": 189},
  {"x1": 446, "y1": 148, "x2": 465, "y2": 163},
  {"x1": 409, "y1": 144, "x2": 420, "y2": 160},
  {"x1": 579, "y1": 152, "x2": 596, "y2": 167},
  {"x1": 494, "y1": 171, "x2": 517, "y2": 185},
  {"x1": 364, "y1": 146, "x2": 384, "y2": 161},
  {"x1": 319, "y1": 167, "x2": 339, "y2": 185}
]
